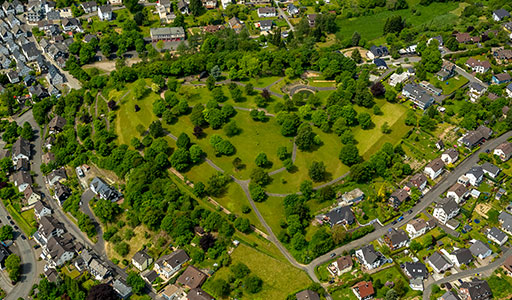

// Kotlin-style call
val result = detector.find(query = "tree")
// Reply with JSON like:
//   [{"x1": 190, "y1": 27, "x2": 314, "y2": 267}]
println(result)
[
  {"x1": 209, "y1": 279, "x2": 230, "y2": 298},
  {"x1": 231, "y1": 262, "x2": 251, "y2": 278},
  {"x1": 234, "y1": 217, "x2": 251, "y2": 233},
  {"x1": 339, "y1": 144, "x2": 360, "y2": 166},
  {"x1": 383, "y1": 15, "x2": 405, "y2": 34},
  {"x1": 20, "y1": 122, "x2": 33, "y2": 140},
  {"x1": 308, "y1": 161, "x2": 326, "y2": 182},
  {"x1": 358, "y1": 112, "x2": 373, "y2": 129},
  {"x1": 351, "y1": 49, "x2": 362, "y2": 63},
  {"x1": 211, "y1": 65, "x2": 221, "y2": 79},
  {"x1": 224, "y1": 120, "x2": 241, "y2": 137},
  {"x1": 381, "y1": 122, "x2": 391, "y2": 134},
  {"x1": 277, "y1": 146, "x2": 289, "y2": 160},
  {"x1": 0, "y1": 225, "x2": 12, "y2": 241},
  {"x1": 189, "y1": 0, "x2": 204, "y2": 16},
  {"x1": 385, "y1": 289, "x2": 399, "y2": 300},
  {"x1": 250, "y1": 168, "x2": 270, "y2": 186},
  {"x1": 206, "y1": 76, "x2": 216, "y2": 91},
  {"x1": 410, "y1": 240, "x2": 422, "y2": 251},
  {"x1": 488, "y1": 209, "x2": 499, "y2": 225},
  {"x1": 250, "y1": 184, "x2": 267, "y2": 202},
  {"x1": 295, "y1": 123, "x2": 315, "y2": 151},
  {"x1": 114, "y1": 242, "x2": 130, "y2": 256},
  {"x1": 87, "y1": 284, "x2": 118, "y2": 300},
  {"x1": 133, "y1": 78, "x2": 147, "y2": 99},
  {"x1": 177, "y1": 132, "x2": 191, "y2": 149},
  {"x1": 300, "y1": 180, "x2": 313, "y2": 199},
  {"x1": 127, "y1": 272, "x2": 146, "y2": 295},
  {"x1": 351, "y1": 31, "x2": 361, "y2": 46},
  {"x1": 149, "y1": 120, "x2": 164, "y2": 137},
  {"x1": 245, "y1": 275, "x2": 263, "y2": 294},
  {"x1": 245, "y1": 83, "x2": 254, "y2": 95},
  {"x1": 385, "y1": 89, "x2": 397, "y2": 103},
  {"x1": 170, "y1": 148, "x2": 191, "y2": 171},
  {"x1": 190, "y1": 145, "x2": 204, "y2": 163},
  {"x1": 370, "y1": 82, "x2": 386, "y2": 97},
  {"x1": 255, "y1": 152, "x2": 270, "y2": 168},
  {"x1": 5, "y1": 254, "x2": 20, "y2": 282},
  {"x1": 199, "y1": 233, "x2": 216, "y2": 251}
]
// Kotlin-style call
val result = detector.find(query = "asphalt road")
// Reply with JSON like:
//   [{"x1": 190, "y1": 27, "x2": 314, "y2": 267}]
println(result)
[{"x1": 423, "y1": 248, "x2": 512, "y2": 299}]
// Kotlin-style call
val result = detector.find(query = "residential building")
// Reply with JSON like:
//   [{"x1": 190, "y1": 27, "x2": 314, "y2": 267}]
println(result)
[
  {"x1": 352, "y1": 281, "x2": 374, "y2": 300},
  {"x1": 98, "y1": 5, "x2": 112, "y2": 21},
  {"x1": 341, "y1": 188, "x2": 364, "y2": 204},
  {"x1": 502, "y1": 256, "x2": 512, "y2": 276},
  {"x1": 406, "y1": 218, "x2": 435, "y2": 239},
  {"x1": 402, "y1": 83, "x2": 434, "y2": 110},
  {"x1": 441, "y1": 148, "x2": 459, "y2": 165},
  {"x1": 374, "y1": 58, "x2": 388, "y2": 69},
  {"x1": 6, "y1": 70, "x2": 19, "y2": 84},
  {"x1": 355, "y1": 245, "x2": 386, "y2": 270},
  {"x1": 403, "y1": 261, "x2": 428, "y2": 279},
  {"x1": 492, "y1": 72, "x2": 511, "y2": 84},
  {"x1": 43, "y1": 235, "x2": 75, "y2": 267},
  {"x1": 259, "y1": 20, "x2": 273, "y2": 32},
  {"x1": 494, "y1": 142, "x2": 512, "y2": 161},
  {"x1": 228, "y1": 17, "x2": 243, "y2": 33},
  {"x1": 409, "y1": 277, "x2": 423, "y2": 291},
  {"x1": 366, "y1": 45, "x2": 389, "y2": 59},
  {"x1": 481, "y1": 162, "x2": 500, "y2": 178},
  {"x1": 90, "y1": 177, "x2": 121, "y2": 202},
  {"x1": 36, "y1": 216, "x2": 65, "y2": 245},
  {"x1": 439, "y1": 291, "x2": 461, "y2": 300},
  {"x1": 465, "y1": 166, "x2": 484, "y2": 186},
  {"x1": 433, "y1": 198, "x2": 459, "y2": 224},
  {"x1": 34, "y1": 201, "x2": 52, "y2": 220},
  {"x1": 455, "y1": 32, "x2": 480, "y2": 43},
  {"x1": 287, "y1": 3, "x2": 299, "y2": 16},
  {"x1": 427, "y1": 251, "x2": 452, "y2": 273},
  {"x1": 329, "y1": 256, "x2": 353, "y2": 276},
  {"x1": 447, "y1": 183, "x2": 468, "y2": 204},
  {"x1": 494, "y1": 48, "x2": 512, "y2": 63},
  {"x1": 459, "y1": 125, "x2": 492, "y2": 149},
  {"x1": 389, "y1": 71, "x2": 411, "y2": 87},
  {"x1": 61, "y1": 18, "x2": 82, "y2": 32},
  {"x1": 47, "y1": 65, "x2": 64, "y2": 85},
  {"x1": 11, "y1": 137, "x2": 30, "y2": 165},
  {"x1": 459, "y1": 279, "x2": 492, "y2": 300},
  {"x1": 24, "y1": 185, "x2": 41, "y2": 206},
  {"x1": 177, "y1": 265, "x2": 207, "y2": 289},
  {"x1": 487, "y1": 227, "x2": 508, "y2": 246},
  {"x1": 187, "y1": 288, "x2": 214, "y2": 300},
  {"x1": 406, "y1": 173, "x2": 428, "y2": 191},
  {"x1": 470, "y1": 240, "x2": 492, "y2": 259},
  {"x1": 132, "y1": 250, "x2": 153, "y2": 271},
  {"x1": 508, "y1": 83, "x2": 512, "y2": 98},
  {"x1": 13, "y1": 171, "x2": 32, "y2": 192},
  {"x1": 493, "y1": 9, "x2": 510, "y2": 21},
  {"x1": 499, "y1": 211, "x2": 512, "y2": 235},
  {"x1": 257, "y1": 7, "x2": 276, "y2": 18},
  {"x1": 306, "y1": 14, "x2": 317, "y2": 27},
  {"x1": 448, "y1": 248, "x2": 473, "y2": 267},
  {"x1": 465, "y1": 58, "x2": 491, "y2": 73},
  {"x1": 0, "y1": 244, "x2": 9, "y2": 269},
  {"x1": 46, "y1": 168, "x2": 67, "y2": 186},
  {"x1": 161, "y1": 284, "x2": 184, "y2": 300},
  {"x1": 81, "y1": 1, "x2": 97, "y2": 13},
  {"x1": 108, "y1": 0, "x2": 122, "y2": 5},
  {"x1": 436, "y1": 61, "x2": 456, "y2": 81},
  {"x1": 112, "y1": 278, "x2": 132, "y2": 299},
  {"x1": 177, "y1": 0, "x2": 188, "y2": 14},
  {"x1": 150, "y1": 27, "x2": 185, "y2": 42},
  {"x1": 383, "y1": 228, "x2": 410, "y2": 250},
  {"x1": 324, "y1": 206, "x2": 355, "y2": 227},
  {"x1": 388, "y1": 189, "x2": 410, "y2": 208},
  {"x1": 54, "y1": 182, "x2": 71, "y2": 205},
  {"x1": 424, "y1": 158, "x2": 444, "y2": 180},
  {"x1": 296, "y1": 290, "x2": 320, "y2": 300},
  {"x1": 21, "y1": 42, "x2": 40, "y2": 61},
  {"x1": 48, "y1": 115, "x2": 66, "y2": 134},
  {"x1": 89, "y1": 258, "x2": 111, "y2": 281},
  {"x1": 154, "y1": 249, "x2": 190, "y2": 280},
  {"x1": 468, "y1": 82, "x2": 487, "y2": 102}
]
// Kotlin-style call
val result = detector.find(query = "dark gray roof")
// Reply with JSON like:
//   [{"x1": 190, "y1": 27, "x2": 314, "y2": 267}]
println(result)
[
  {"x1": 467, "y1": 166, "x2": 484, "y2": 179},
  {"x1": 259, "y1": 19, "x2": 273, "y2": 27},
  {"x1": 488, "y1": 227, "x2": 507, "y2": 242},
  {"x1": 157, "y1": 249, "x2": 189, "y2": 269},
  {"x1": 462, "y1": 126, "x2": 492, "y2": 147},
  {"x1": 494, "y1": 9, "x2": 510, "y2": 19},
  {"x1": 436, "y1": 198, "x2": 459, "y2": 216},
  {"x1": 358, "y1": 245, "x2": 382, "y2": 265},
  {"x1": 369, "y1": 45, "x2": 389, "y2": 57},
  {"x1": 12, "y1": 138, "x2": 30, "y2": 157},
  {"x1": 404, "y1": 262, "x2": 427, "y2": 279},
  {"x1": 470, "y1": 82, "x2": 486, "y2": 92},
  {"x1": 428, "y1": 251, "x2": 451, "y2": 270},
  {"x1": 481, "y1": 162, "x2": 500, "y2": 176},
  {"x1": 440, "y1": 291, "x2": 461, "y2": 300},
  {"x1": 325, "y1": 206, "x2": 355, "y2": 226},
  {"x1": 374, "y1": 58, "x2": 388, "y2": 68},
  {"x1": 48, "y1": 115, "x2": 66, "y2": 131},
  {"x1": 132, "y1": 250, "x2": 151, "y2": 265},
  {"x1": 112, "y1": 278, "x2": 132, "y2": 298},
  {"x1": 187, "y1": 288, "x2": 214, "y2": 300},
  {"x1": 39, "y1": 215, "x2": 65, "y2": 238},
  {"x1": 499, "y1": 211, "x2": 512, "y2": 233},
  {"x1": 386, "y1": 229, "x2": 409, "y2": 247},
  {"x1": 460, "y1": 279, "x2": 492, "y2": 300},
  {"x1": 470, "y1": 240, "x2": 492, "y2": 257},
  {"x1": 452, "y1": 248, "x2": 473, "y2": 265},
  {"x1": 296, "y1": 289, "x2": 320, "y2": 300},
  {"x1": 13, "y1": 170, "x2": 32, "y2": 186}
]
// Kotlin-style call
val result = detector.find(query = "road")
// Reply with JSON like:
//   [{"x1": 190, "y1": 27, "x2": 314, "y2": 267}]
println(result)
[
  {"x1": 423, "y1": 248, "x2": 512, "y2": 299},
  {"x1": 271, "y1": 0, "x2": 294, "y2": 31},
  {"x1": 454, "y1": 64, "x2": 488, "y2": 87}
]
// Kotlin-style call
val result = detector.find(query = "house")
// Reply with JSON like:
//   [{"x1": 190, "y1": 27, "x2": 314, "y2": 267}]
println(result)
[
  {"x1": 203, "y1": 25, "x2": 224, "y2": 33},
  {"x1": 154, "y1": 249, "x2": 190, "y2": 280},
  {"x1": 142, "y1": 270, "x2": 158, "y2": 285},
  {"x1": 47, "y1": 65, "x2": 64, "y2": 85},
  {"x1": 306, "y1": 14, "x2": 317, "y2": 27},
  {"x1": 487, "y1": 227, "x2": 508, "y2": 246},
  {"x1": 465, "y1": 166, "x2": 484, "y2": 186},
  {"x1": 89, "y1": 258, "x2": 111, "y2": 281},
  {"x1": 402, "y1": 83, "x2": 434, "y2": 110},
  {"x1": 13, "y1": 171, "x2": 32, "y2": 192},
  {"x1": 7, "y1": 71, "x2": 19, "y2": 84},
  {"x1": 296, "y1": 290, "x2": 320, "y2": 300},
  {"x1": 468, "y1": 82, "x2": 487, "y2": 102},
  {"x1": 98, "y1": 5, "x2": 112, "y2": 21},
  {"x1": 459, "y1": 279, "x2": 492, "y2": 300},
  {"x1": 465, "y1": 58, "x2": 491, "y2": 74},
  {"x1": 436, "y1": 140, "x2": 444, "y2": 150},
  {"x1": 161, "y1": 284, "x2": 184, "y2": 300},
  {"x1": 259, "y1": 20, "x2": 273, "y2": 32},
  {"x1": 46, "y1": 168, "x2": 67, "y2": 186},
  {"x1": 132, "y1": 250, "x2": 153, "y2": 271},
  {"x1": 507, "y1": 83, "x2": 512, "y2": 98},
  {"x1": 228, "y1": 17, "x2": 243, "y2": 33},
  {"x1": 187, "y1": 288, "x2": 214, "y2": 300},
  {"x1": 447, "y1": 183, "x2": 468, "y2": 204},
  {"x1": 403, "y1": 262, "x2": 428, "y2": 279},
  {"x1": 108, "y1": 0, "x2": 122, "y2": 5},
  {"x1": 324, "y1": 206, "x2": 355, "y2": 226},
  {"x1": 481, "y1": 162, "x2": 500, "y2": 178},
  {"x1": 43, "y1": 235, "x2": 75, "y2": 267},
  {"x1": 409, "y1": 277, "x2": 423, "y2": 291},
  {"x1": 352, "y1": 281, "x2": 374, "y2": 300},
  {"x1": 494, "y1": 48, "x2": 512, "y2": 63},
  {"x1": 54, "y1": 182, "x2": 71, "y2": 205},
  {"x1": 0, "y1": 244, "x2": 9, "y2": 269},
  {"x1": 355, "y1": 245, "x2": 386, "y2": 270},
  {"x1": 389, "y1": 71, "x2": 411, "y2": 87},
  {"x1": 499, "y1": 211, "x2": 512, "y2": 235},
  {"x1": 424, "y1": 158, "x2": 444, "y2": 180},
  {"x1": 492, "y1": 73, "x2": 511, "y2": 84},
  {"x1": 383, "y1": 229, "x2": 409, "y2": 250},
  {"x1": 61, "y1": 18, "x2": 82, "y2": 32},
  {"x1": 455, "y1": 32, "x2": 480, "y2": 44},
  {"x1": 329, "y1": 256, "x2": 353, "y2": 276},
  {"x1": 427, "y1": 251, "x2": 452, "y2": 273},
  {"x1": 29, "y1": 85, "x2": 49, "y2": 100},
  {"x1": 81, "y1": 1, "x2": 97, "y2": 13},
  {"x1": 388, "y1": 189, "x2": 410, "y2": 208},
  {"x1": 441, "y1": 149, "x2": 459, "y2": 165},
  {"x1": 21, "y1": 42, "x2": 40, "y2": 62},
  {"x1": 36, "y1": 216, "x2": 65, "y2": 245},
  {"x1": 341, "y1": 188, "x2": 364, "y2": 204},
  {"x1": 367, "y1": 45, "x2": 389, "y2": 59},
  {"x1": 90, "y1": 177, "x2": 121, "y2": 202},
  {"x1": 428, "y1": 35, "x2": 443, "y2": 46},
  {"x1": 502, "y1": 256, "x2": 512, "y2": 276},
  {"x1": 449, "y1": 248, "x2": 473, "y2": 267},
  {"x1": 494, "y1": 142, "x2": 512, "y2": 161},
  {"x1": 287, "y1": 3, "x2": 299, "y2": 16},
  {"x1": 257, "y1": 7, "x2": 276, "y2": 18},
  {"x1": 177, "y1": 0, "x2": 189, "y2": 14},
  {"x1": 34, "y1": 201, "x2": 52, "y2": 220},
  {"x1": 436, "y1": 61, "x2": 456, "y2": 81},
  {"x1": 112, "y1": 278, "x2": 132, "y2": 299},
  {"x1": 12, "y1": 138, "x2": 30, "y2": 165},
  {"x1": 373, "y1": 58, "x2": 388, "y2": 70},
  {"x1": 406, "y1": 173, "x2": 428, "y2": 191},
  {"x1": 24, "y1": 186, "x2": 41, "y2": 206},
  {"x1": 150, "y1": 27, "x2": 185, "y2": 42},
  {"x1": 503, "y1": 106, "x2": 510, "y2": 118},
  {"x1": 177, "y1": 265, "x2": 207, "y2": 289},
  {"x1": 459, "y1": 125, "x2": 492, "y2": 149},
  {"x1": 470, "y1": 240, "x2": 492, "y2": 259},
  {"x1": 406, "y1": 218, "x2": 435, "y2": 239},
  {"x1": 48, "y1": 115, "x2": 66, "y2": 134},
  {"x1": 493, "y1": 9, "x2": 510, "y2": 21},
  {"x1": 433, "y1": 198, "x2": 459, "y2": 224}
]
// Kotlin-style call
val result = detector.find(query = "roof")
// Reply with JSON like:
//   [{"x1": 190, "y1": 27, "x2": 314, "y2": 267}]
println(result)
[
  {"x1": 448, "y1": 183, "x2": 467, "y2": 198},
  {"x1": 494, "y1": 8, "x2": 510, "y2": 19},
  {"x1": 390, "y1": 189, "x2": 409, "y2": 202},
  {"x1": 408, "y1": 173, "x2": 428, "y2": 189},
  {"x1": 481, "y1": 161, "x2": 500, "y2": 175},
  {"x1": 470, "y1": 82, "x2": 486, "y2": 92},
  {"x1": 426, "y1": 157, "x2": 444, "y2": 172},
  {"x1": 470, "y1": 240, "x2": 492, "y2": 256},
  {"x1": 259, "y1": 19, "x2": 273, "y2": 27},
  {"x1": 408, "y1": 218, "x2": 428, "y2": 231},
  {"x1": 462, "y1": 125, "x2": 492, "y2": 147},
  {"x1": 13, "y1": 170, "x2": 32, "y2": 186},
  {"x1": 187, "y1": 288, "x2": 214, "y2": 300},
  {"x1": 296, "y1": 289, "x2": 320, "y2": 300},
  {"x1": 156, "y1": 249, "x2": 189, "y2": 269},
  {"x1": 488, "y1": 227, "x2": 507, "y2": 242},
  {"x1": 325, "y1": 206, "x2": 355, "y2": 226},
  {"x1": 499, "y1": 211, "x2": 512, "y2": 233},
  {"x1": 369, "y1": 45, "x2": 389, "y2": 57},
  {"x1": 34, "y1": 201, "x2": 50, "y2": 215},
  {"x1": 402, "y1": 83, "x2": 433, "y2": 106},
  {"x1": 460, "y1": 279, "x2": 492, "y2": 299},
  {"x1": 258, "y1": 7, "x2": 275, "y2": 13},
  {"x1": 336, "y1": 256, "x2": 353, "y2": 270},
  {"x1": 112, "y1": 278, "x2": 132, "y2": 298},
  {"x1": 21, "y1": 42, "x2": 40, "y2": 58},
  {"x1": 177, "y1": 265, "x2": 207, "y2": 289},
  {"x1": 353, "y1": 281, "x2": 374, "y2": 299},
  {"x1": 440, "y1": 291, "x2": 461, "y2": 300},
  {"x1": 12, "y1": 137, "x2": 30, "y2": 158},
  {"x1": 48, "y1": 115, "x2": 66, "y2": 131},
  {"x1": 162, "y1": 284, "x2": 182, "y2": 298},
  {"x1": 39, "y1": 216, "x2": 65, "y2": 237},
  {"x1": 404, "y1": 261, "x2": 427, "y2": 279},
  {"x1": 385, "y1": 228, "x2": 409, "y2": 247},
  {"x1": 494, "y1": 73, "x2": 511, "y2": 81},
  {"x1": 495, "y1": 142, "x2": 512, "y2": 156},
  {"x1": 228, "y1": 17, "x2": 242, "y2": 28},
  {"x1": 428, "y1": 251, "x2": 451, "y2": 270},
  {"x1": 150, "y1": 27, "x2": 185, "y2": 37},
  {"x1": 435, "y1": 198, "x2": 459, "y2": 216},
  {"x1": 89, "y1": 258, "x2": 110, "y2": 277},
  {"x1": 503, "y1": 256, "x2": 512, "y2": 273},
  {"x1": 467, "y1": 165, "x2": 484, "y2": 179},
  {"x1": 358, "y1": 245, "x2": 382, "y2": 265},
  {"x1": 142, "y1": 270, "x2": 158, "y2": 283},
  {"x1": 47, "y1": 168, "x2": 67, "y2": 182},
  {"x1": 98, "y1": 5, "x2": 112, "y2": 13},
  {"x1": 466, "y1": 58, "x2": 491, "y2": 69},
  {"x1": 452, "y1": 248, "x2": 473, "y2": 265},
  {"x1": 374, "y1": 58, "x2": 388, "y2": 68},
  {"x1": 132, "y1": 250, "x2": 151, "y2": 265},
  {"x1": 443, "y1": 148, "x2": 459, "y2": 160}
]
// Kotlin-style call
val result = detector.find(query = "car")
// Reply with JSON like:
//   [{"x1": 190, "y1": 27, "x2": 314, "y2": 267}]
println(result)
[
  {"x1": 20, "y1": 235, "x2": 25, "y2": 240},
  {"x1": 330, "y1": 253, "x2": 336, "y2": 258},
  {"x1": 407, "y1": 209, "x2": 413, "y2": 214},
  {"x1": 391, "y1": 220, "x2": 397, "y2": 225},
  {"x1": 14, "y1": 226, "x2": 18, "y2": 230},
  {"x1": 397, "y1": 216, "x2": 404, "y2": 222},
  {"x1": 9, "y1": 221, "x2": 14, "y2": 225},
  {"x1": 7, "y1": 216, "x2": 11, "y2": 220},
  {"x1": 485, "y1": 149, "x2": 490, "y2": 153},
  {"x1": 458, "y1": 279, "x2": 463, "y2": 284}
]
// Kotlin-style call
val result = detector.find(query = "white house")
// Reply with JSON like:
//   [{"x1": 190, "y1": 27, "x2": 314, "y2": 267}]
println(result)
[
  {"x1": 469, "y1": 240, "x2": 493, "y2": 259},
  {"x1": 441, "y1": 148, "x2": 459, "y2": 165},
  {"x1": 13, "y1": 171, "x2": 32, "y2": 192},
  {"x1": 154, "y1": 249, "x2": 189, "y2": 280},
  {"x1": 507, "y1": 83, "x2": 512, "y2": 98},
  {"x1": 11, "y1": 138, "x2": 30, "y2": 165},
  {"x1": 494, "y1": 142, "x2": 512, "y2": 161},
  {"x1": 257, "y1": 7, "x2": 276, "y2": 18},
  {"x1": 427, "y1": 251, "x2": 452, "y2": 273},
  {"x1": 487, "y1": 227, "x2": 508, "y2": 246},
  {"x1": 24, "y1": 186, "x2": 41, "y2": 206},
  {"x1": 468, "y1": 82, "x2": 487, "y2": 102},
  {"x1": 493, "y1": 9, "x2": 510, "y2": 22},
  {"x1": 132, "y1": 250, "x2": 153, "y2": 272},
  {"x1": 424, "y1": 157, "x2": 444, "y2": 180},
  {"x1": 482, "y1": 162, "x2": 500, "y2": 178},
  {"x1": 433, "y1": 198, "x2": 459, "y2": 224},
  {"x1": 34, "y1": 201, "x2": 52, "y2": 220},
  {"x1": 446, "y1": 183, "x2": 468, "y2": 204},
  {"x1": 443, "y1": 248, "x2": 473, "y2": 267},
  {"x1": 98, "y1": 5, "x2": 112, "y2": 21},
  {"x1": 355, "y1": 245, "x2": 386, "y2": 270},
  {"x1": 465, "y1": 166, "x2": 484, "y2": 186},
  {"x1": 406, "y1": 218, "x2": 434, "y2": 239}
]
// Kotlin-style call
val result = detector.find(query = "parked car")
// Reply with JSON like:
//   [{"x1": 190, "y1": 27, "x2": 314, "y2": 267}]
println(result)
[{"x1": 330, "y1": 253, "x2": 336, "y2": 258}]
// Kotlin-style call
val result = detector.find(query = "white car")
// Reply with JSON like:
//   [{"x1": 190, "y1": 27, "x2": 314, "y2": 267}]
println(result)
[{"x1": 76, "y1": 166, "x2": 84, "y2": 177}]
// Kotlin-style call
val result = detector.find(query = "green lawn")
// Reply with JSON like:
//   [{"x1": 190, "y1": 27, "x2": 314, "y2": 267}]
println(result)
[
  {"x1": 336, "y1": 1, "x2": 459, "y2": 41},
  {"x1": 202, "y1": 244, "x2": 311, "y2": 300},
  {"x1": 332, "y1": 287, "x2": 359, "y2": 300},
  {"x1": 427, "y1": 74, "x2": 469, "y2": 95},
  {"x1": 254, "y1": 196, "x2": 286, "y2": 239},
  {"x1": 7, "y1": 204, "x2": 36, "y2": 235}
]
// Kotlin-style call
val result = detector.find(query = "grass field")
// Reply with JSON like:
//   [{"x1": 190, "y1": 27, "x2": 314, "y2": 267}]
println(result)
[
  {"x1": 7, "y1": 205, "x2": 36, "y2": 235},
  {"x1": 202, "y1": 244, "x2": 311, "y2": 300},
  {"x1": 427, "y1": 74, "x2": 469, "y2": 95},
  {"x1": 336, "y1": 1, "x2": 459, "y2": 41},
  {"x1": 254, "y1": 196, "x2": 286, "y2": 237}
]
